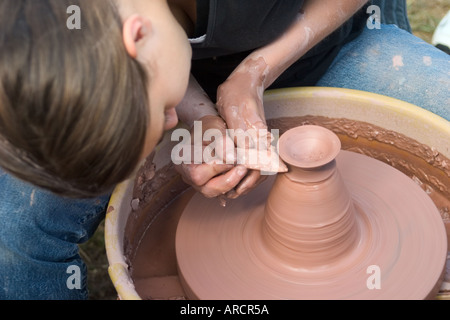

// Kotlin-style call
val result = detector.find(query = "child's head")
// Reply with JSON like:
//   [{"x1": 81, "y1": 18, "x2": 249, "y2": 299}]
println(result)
[{"x1": 0, "y1": 0, "x2": 191, "y2": 198}]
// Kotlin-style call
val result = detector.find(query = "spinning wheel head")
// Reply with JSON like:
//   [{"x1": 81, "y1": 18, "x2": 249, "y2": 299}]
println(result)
[{"x1": 176, "y1": 126, "x2": 447, "y2": 300}]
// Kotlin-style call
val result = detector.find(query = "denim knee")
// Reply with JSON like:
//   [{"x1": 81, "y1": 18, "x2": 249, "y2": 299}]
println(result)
[
  {"x1": 317, "y1": 24, "x2": 450, "y2": 121},
  {"x1": 0, "y1": 170, "x2": 110, "y2": 299}
]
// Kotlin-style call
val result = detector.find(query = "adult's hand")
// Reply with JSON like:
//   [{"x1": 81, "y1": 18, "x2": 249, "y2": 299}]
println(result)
[
  {"x1": 214, "y1": 0, "x2": 368, "y2": 198},
  {"x1": 215, "y1": 57, "x2": 272, "y2": 199}
]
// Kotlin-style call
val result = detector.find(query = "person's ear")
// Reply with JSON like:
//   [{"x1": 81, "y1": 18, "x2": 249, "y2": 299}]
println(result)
[{"x1": 122, "y1": 14, "x2": 153, "y2": 58}]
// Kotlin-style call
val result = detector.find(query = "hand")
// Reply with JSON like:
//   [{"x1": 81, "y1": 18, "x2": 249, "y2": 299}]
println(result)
[
  {"x1": 215, "y1": 57, "x2": 272, "y2": 199},
  {"x1": 216, "y1": 57, "x2": 269, "y2": 149},
  {"x1": 174, "y1": 115, "x2": 250, "y2": 199}
]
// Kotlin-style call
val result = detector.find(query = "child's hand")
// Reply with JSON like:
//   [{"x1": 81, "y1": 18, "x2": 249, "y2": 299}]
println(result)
[{"x1": 174, "y1": 115, "x2": 249, "y2": 199}]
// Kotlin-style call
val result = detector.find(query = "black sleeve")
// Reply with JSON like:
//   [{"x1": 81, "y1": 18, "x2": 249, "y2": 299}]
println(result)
[{"x1": 192, "y1": 0, "x2": 305, "y2": 59}]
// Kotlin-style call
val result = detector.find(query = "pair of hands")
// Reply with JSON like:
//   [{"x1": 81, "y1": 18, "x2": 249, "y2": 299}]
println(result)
[
  {"x1": 175, "y1": 67, "x2": 269, "y2": 202},
  {"x1": 174, "y1": 0, "x2": 368, "y2": 202}
]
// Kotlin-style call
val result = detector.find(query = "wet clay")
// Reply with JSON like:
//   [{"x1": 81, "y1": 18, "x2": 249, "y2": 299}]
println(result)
[
  {"x1": 175, "y1": 126, "x2": 447, "y2": 299},
  {"x1": 127, "y1": 116, "x2": 450, "y2": 300},
  {"x1": 271, "y1": 116, "x2": 450, "y2": 220}
]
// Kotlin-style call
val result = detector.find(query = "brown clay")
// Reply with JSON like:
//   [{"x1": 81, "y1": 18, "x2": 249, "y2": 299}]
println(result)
[
  {"x1": 128, "y1": 117, "x2": 450, "y2": 300},
  {"x1": 263, "y1": 126, "x2": 358, "y2": 267},
  {"x1": 175, "y1": 125, "x2": 447, "y2": 299}
]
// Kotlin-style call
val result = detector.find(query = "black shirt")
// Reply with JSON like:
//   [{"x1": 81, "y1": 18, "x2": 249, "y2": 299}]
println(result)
[{"x1": 190, "y1": 0, "x2": 369, "y2": 100}]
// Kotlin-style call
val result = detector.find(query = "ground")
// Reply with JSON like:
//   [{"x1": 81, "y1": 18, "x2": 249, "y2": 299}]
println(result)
[
  {"x1": 407, "y1": 0, "x2": 450, "y2": 43},
  {"x1": 79, "y1": 0, "x2": 450, "y2": 300}
]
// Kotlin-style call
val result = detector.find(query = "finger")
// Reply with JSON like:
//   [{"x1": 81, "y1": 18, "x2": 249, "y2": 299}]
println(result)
[
  {"x1": 200, "y1": 165, "x2": 248, "y2": 198},
  {"x1": 177, "y1": 162, "x2": 234, "y2": 187},
  {"x1": 227, "y1": 170, "x2": 267, "y2": 199},
  {"x1": 229, "y1": 123, "x2": 271, "y2": 151}
]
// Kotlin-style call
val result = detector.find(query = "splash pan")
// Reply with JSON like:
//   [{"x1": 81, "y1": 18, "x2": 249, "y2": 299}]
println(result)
[{"x1": 105, "y1": 87, "x2": 450, "y2": 300}]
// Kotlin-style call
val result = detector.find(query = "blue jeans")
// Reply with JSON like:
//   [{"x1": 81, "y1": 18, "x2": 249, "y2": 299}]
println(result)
[
  {"x1": 0, "y1": 171, "x2": 109, "y2": 300},
  {"x1": 0, "y1": 25, "x2": 448, "y2": 300},
  {"x1": 317, "y1": 24, "x2": 450, "y2": 121}
]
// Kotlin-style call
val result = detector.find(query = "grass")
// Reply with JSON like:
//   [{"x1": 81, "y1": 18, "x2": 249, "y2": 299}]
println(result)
[
  {"x1": 407, "y1": 0, "x2": 450, "y2": 44},
  {"x1": 79, "y1": 0, "x2": 449, "y2": 300},
  {"x1": 79, "y1": 221, "x2": 117, "y2": 300}
]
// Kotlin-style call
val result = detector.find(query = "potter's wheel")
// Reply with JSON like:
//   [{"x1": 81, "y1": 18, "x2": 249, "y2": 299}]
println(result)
[{"x1": 175, "y1": 125, "x2": 447, "y2": 299}]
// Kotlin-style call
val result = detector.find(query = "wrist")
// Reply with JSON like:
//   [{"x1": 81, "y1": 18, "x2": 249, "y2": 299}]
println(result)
[
  {"x1": 177, "y1": 100, "x2": 219, "y2": 128},
  {"x1": 229, "y1": 56, "x2": 268, "y2": 89}
]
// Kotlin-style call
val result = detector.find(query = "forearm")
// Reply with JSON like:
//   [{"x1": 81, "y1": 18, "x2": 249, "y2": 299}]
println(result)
[
  {"x1": 176, "y1": 74, "x2": 219, "y2": 128},
  {"x1": 230, "y1": 0, "x2": 369, "y2": 89}
]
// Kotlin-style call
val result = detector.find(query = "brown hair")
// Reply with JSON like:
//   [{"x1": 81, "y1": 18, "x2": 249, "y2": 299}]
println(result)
[{"x1": 0, "y1": 0, "x2": 149, "y2": 198}]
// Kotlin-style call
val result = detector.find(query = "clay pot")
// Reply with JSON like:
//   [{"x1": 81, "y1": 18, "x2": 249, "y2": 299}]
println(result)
[{"x1": 263, "y1": 125, "x2": 358, "y2": 267}]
